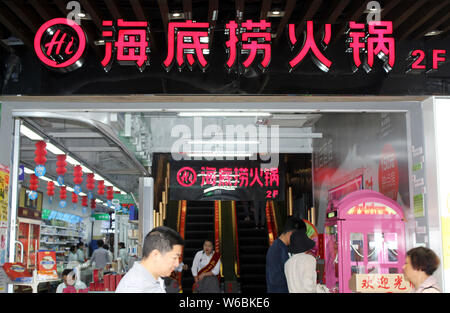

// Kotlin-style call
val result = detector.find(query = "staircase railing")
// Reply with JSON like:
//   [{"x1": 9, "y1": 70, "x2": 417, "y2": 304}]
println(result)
[{"x1": 231, "y1": 201, "x2": 240, "y2": 278}]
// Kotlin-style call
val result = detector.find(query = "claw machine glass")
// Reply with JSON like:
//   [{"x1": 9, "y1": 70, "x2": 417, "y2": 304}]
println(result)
[{"x1": 324, "y1": 190, "x2": 406, "y2": 293}]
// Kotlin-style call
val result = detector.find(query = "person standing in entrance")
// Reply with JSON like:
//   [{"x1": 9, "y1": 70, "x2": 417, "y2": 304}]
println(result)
[
  {"x1": 90, "y1": 240, "x2": 111, "y2": 269},
  {"x1": 403, "y1": 247, "x2": 441, "y2": 293},
  {"x1": 191, "y1": 239, "x2": 221, "y2": 293},
  {"x1": 265, "y1": 216, "x2": 305, "y2": 293},
  {"x1": 116, "y1": 226, "x2": 184, "y2": 293}
]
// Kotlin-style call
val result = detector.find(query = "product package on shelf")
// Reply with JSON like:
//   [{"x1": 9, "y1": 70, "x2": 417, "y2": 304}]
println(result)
[
  {"x1": 37, "y1": 250, "x2": 58, "y2": 279},
  {"x1": 2, "y1": 263, "x2": 33, "y2": 283}
]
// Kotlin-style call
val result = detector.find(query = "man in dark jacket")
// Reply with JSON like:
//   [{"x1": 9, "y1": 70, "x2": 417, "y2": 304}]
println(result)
[{"x1": 266, "y1": 216, "x2": 306, "y2": 293}]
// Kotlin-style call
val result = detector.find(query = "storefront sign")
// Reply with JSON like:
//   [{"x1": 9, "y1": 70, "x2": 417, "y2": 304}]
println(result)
[
  {"x1": 42, "y1": 208, "x2": 82, "y2": 224},
  {"x1": 171, "y1": 161, "x2": 284, "y2": 201},
  {"x1": 33, "y1": 18, "x2": 447, "y2": 74},
  {"x1": 92, "y1": 213, "x2": 110, "y2": 221},
  {"x1": 355, "y1": 274, "x2": 412, "y2": 293},
  {"x1": 34, "y1": 18, "x2": 87, "y2": 72}
]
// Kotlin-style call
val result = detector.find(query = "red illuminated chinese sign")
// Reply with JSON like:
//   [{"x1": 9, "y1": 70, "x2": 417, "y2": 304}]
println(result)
[
  {"x1": 101, "y1": 19, "x2": 151, "y2": 72},
  {"x1": 34, "y1": 18, "x2": 447, "y2": 74},
  {"x1": 34, "y1": 18, "x2": 87, "y2": 72},
  {"x1": 163, "y1": 21, "x2": 211, "y2": 72},
  {"x1": 225, "y1": 20, "x2": 272, "y2": 73}
]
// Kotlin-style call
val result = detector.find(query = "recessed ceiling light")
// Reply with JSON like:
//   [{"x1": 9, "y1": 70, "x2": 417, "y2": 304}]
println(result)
[
  {"x1": 169, "y1": 12, "x2": 185, "y2": 20},
  {"x1": 268, "y1": 10, "x2": 285, "y2": 17},
  {"x1": 424, "y1": 30, "x2": 443, "y2": 36},
  {"x1": 20, "y1": 125, "x2": 43, "y2": 141}
]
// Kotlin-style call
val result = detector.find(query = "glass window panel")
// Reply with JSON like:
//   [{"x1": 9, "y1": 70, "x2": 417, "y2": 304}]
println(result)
[
  {"x1": 389, "y1": 268, "x2": 398, "y2": 274},
  {"x1": 384, "y1": 233, "x2": 398, "y2": 262},
  {"x1": 367, "y1": 233, "x2": 381, "y2": 262},
  {"x1": 350, "y1": 233, "x2": 364, "y2": 262}
]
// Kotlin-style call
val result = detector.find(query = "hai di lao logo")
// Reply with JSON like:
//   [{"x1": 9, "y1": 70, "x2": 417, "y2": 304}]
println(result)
[{"x1": 34, "y1": 18, "x2": 87, "y2": 73}]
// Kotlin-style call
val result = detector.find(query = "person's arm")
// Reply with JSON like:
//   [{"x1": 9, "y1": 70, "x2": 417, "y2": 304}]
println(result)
[{"x1": 191, "y1": 252, "x2": 200, "y2": 282}]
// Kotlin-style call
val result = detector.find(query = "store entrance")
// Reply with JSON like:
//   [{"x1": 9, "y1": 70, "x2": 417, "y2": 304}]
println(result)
[{"x1": 8, "y1": 109, "x2": 412, "y2": 293}]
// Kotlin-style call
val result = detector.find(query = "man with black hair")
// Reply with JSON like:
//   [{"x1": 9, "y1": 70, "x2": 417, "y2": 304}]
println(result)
[
  {"x1": 266, "y1": 216, "x2": 305, "y2": 293},
  {"x1": 90, "y1": 239, "x2": 111, "y2": 269},
  {"x1": 116, "y1": 226, "x2": 184, "y2": 293}
]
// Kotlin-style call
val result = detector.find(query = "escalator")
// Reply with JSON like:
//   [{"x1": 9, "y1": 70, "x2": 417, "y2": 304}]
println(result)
[
  {"x1": 181, "y1": 201, "x2": 215, "y2": 293},
  {"x1": 235, "y1": 201, "x2": 269, "y2": 293}
]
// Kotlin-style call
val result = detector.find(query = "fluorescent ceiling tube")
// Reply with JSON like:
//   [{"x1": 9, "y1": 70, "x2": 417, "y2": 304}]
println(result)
[
  {"x1": 187, "y1": 152, "x2": 252, "y2": 157},
  {"x1": 66, "y1": 156, "x2": 80, "y2": 166},
  {"x1": 66, "y1": 186, "x2": 75, "y2": 192},
  {"x1": 178, "y1": 112, "x2": 271, "y2": 117},
  {"x1": 81, "y1": 165, "x2": 93, "y2": 173},
  {"x1": 46, "y1": 142, "x2": 65, "y2": 155},
  {"x1": 20, "y1": 125, "x2": 43, "y2": 141},
  {"x1": 188, "y1": 140, "x2": 260, "y2": 145},
  {"x1": 93, "y1": 173, "x2": 104, "y2": 181},
  {"x1": 38, "y1": 176, "x2": 52, "y2": 182},
  {"x1": 24, "y1": 167, "x2": 34, "y2": 174}
]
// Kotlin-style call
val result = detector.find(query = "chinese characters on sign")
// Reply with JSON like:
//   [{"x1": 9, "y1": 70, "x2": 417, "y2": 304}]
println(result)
[
  {"x1": 176, "y1": 166, "x2": 280, "y2": 199},
  {"x1": 356, "y1": 274, "x2": 412, "y2": 293},
  {"x1": 34, "y1": 18, "x2": 447, "y2": 74}
]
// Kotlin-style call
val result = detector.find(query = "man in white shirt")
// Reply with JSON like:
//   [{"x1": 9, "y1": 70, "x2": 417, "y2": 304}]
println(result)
[
  {"x1": 115, "y1": 226, "x2": 184, "y2": 293},
  {"x1": 191, "y1": 239, "x2": 221, "y2": 293}
]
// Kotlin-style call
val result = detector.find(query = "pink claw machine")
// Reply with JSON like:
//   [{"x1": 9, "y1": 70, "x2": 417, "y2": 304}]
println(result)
[{"x1": 324, "y1": 190, "x2": 406, "y2": 293}]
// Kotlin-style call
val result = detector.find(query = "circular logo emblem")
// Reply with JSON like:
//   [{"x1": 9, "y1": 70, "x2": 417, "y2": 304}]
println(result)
[
  {"x1": 74, "y1": 185, "x2": 82, "y2": 195},
  {"x1": 59, "y1": 200, "x2": 67, "y2": 208},
  {"x1": 57, "y1": 175, "x2": 65, "y2": 186},
  {"x1": 34, "y1": 18, "x2": 87, "y2": 72},
  {"x1": 176, "y1": 167, "x2": 197, "y2": 187},
  {"x1": 28, "y1": 191, "x2": 38, "y2": 200},
  {"x1": 35, "y1": 165, "x2": 46, "y2": 177}
]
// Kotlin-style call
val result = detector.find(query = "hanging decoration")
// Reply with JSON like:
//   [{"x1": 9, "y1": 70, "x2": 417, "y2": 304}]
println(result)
[
  {"x1": 82, "y1": 195, "x2": 88, "y2": 214},
  {"x1": 59, "y1": 186, "x2": 67, "y2": 208},
  {"x1": 56, "y1": 155, "x2": 67, "y2": 186},
  {"x1": 91, "y1": 198, "x2": 96, "y2": 209},
  {"x1": 72, "y1": 192, "x2": 78, "y2": 209},
  {"x1": 34, "y1": 140, "x2": 47, "y2": 177},
  {"x1": 97, "y1": 180, "x2": 105, "y2": 196},
  {"x1": 73, "y1": 165, "x2": 83, "y2": 195},
  {"x1": 106, "y1": 186, "x2": 114, "y2": 207},
  {"x1": 47, "y1": 181, "x2": 55, "y2": 204},
  {"x1": 28, "y1": 174, "x2": 39, "y2": 200},
  {"x1": 86, "y1": 173, "x2": 95, "y2": 199}
]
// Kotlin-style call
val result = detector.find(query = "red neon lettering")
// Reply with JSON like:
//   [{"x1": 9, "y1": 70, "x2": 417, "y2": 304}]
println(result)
[
  {"x1": 241, "y1": 20, "x2": 272, "y2": 71},
  {"x1": 347, "y1": 21, "x2": 366, "y2": 70},
  {"x1": 101, "y1": 19, "x2": 151, "y2": 72},
  {"x1": 200, "y1": 167, "x2": 217, "y2": 187},
  {"x1": 411, "y1": 50, "x2": 426, "y2": 70},
  {"x1": 367, "y1": 21, "x2": 395, "y2": 71},
  {"x1": 225, "y1": 21, "x2": 239, "y2": 70},
  {"x1": 249, "y1": 168, "x2": 264, "y2": 187},
  {"x1": 288, "y1": 21, "x2": 332, "y2": 72},
  {"x1": 237, "y1": 168, "x2": 249, "y2": 187},
  {"x1": 218, "y1": 168, "x2": 233, "y2": 186},
  {"x1": 432, "y1": 49, "x2": 446, "y2": 70},
  {"x1": 164, "y1": 21, "x2": 210, "y2": 72}
]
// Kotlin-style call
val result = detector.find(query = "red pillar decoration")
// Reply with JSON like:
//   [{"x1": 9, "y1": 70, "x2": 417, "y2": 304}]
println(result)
[
  {"x1": 47, "y1": 181, "x2": 55, "y2": 203},
  {"x1": 73, "y1": 165, "x2": 83, "y2": 187},
  {"x1": 106, "y1": 186, "x2": 114, "y2": 202},
  {"x1": 91, "y1": 198, "x2": 96, "y2": 209},
  {"x1": 56, "y1": 155, "x2": 67, "y2": 185},
  {"x1": 81, "y1": 196, "x2": 88, "y2": 207},
  {"x1": 86, "y1": 173, "x2": 95, "y2": 197},
  {"x1": 97, "y1": 180, "x2": 105, "y2": 196},
  {"x1": 34, "y1": 141, "x2": 47, "y2": 177},
  {"x1": 60, "y1": 186, "x2": 67, "y2": 200}
]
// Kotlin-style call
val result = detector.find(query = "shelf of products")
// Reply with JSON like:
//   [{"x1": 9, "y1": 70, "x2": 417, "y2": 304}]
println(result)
[{"x1": 39, "y1": 220, "x2": 87, "y2": 265}]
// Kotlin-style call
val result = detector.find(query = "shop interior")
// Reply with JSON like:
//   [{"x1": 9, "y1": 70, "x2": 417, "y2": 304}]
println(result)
[{"x1": 7, "y1": 106, "x2": 417, "y2": 293}]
